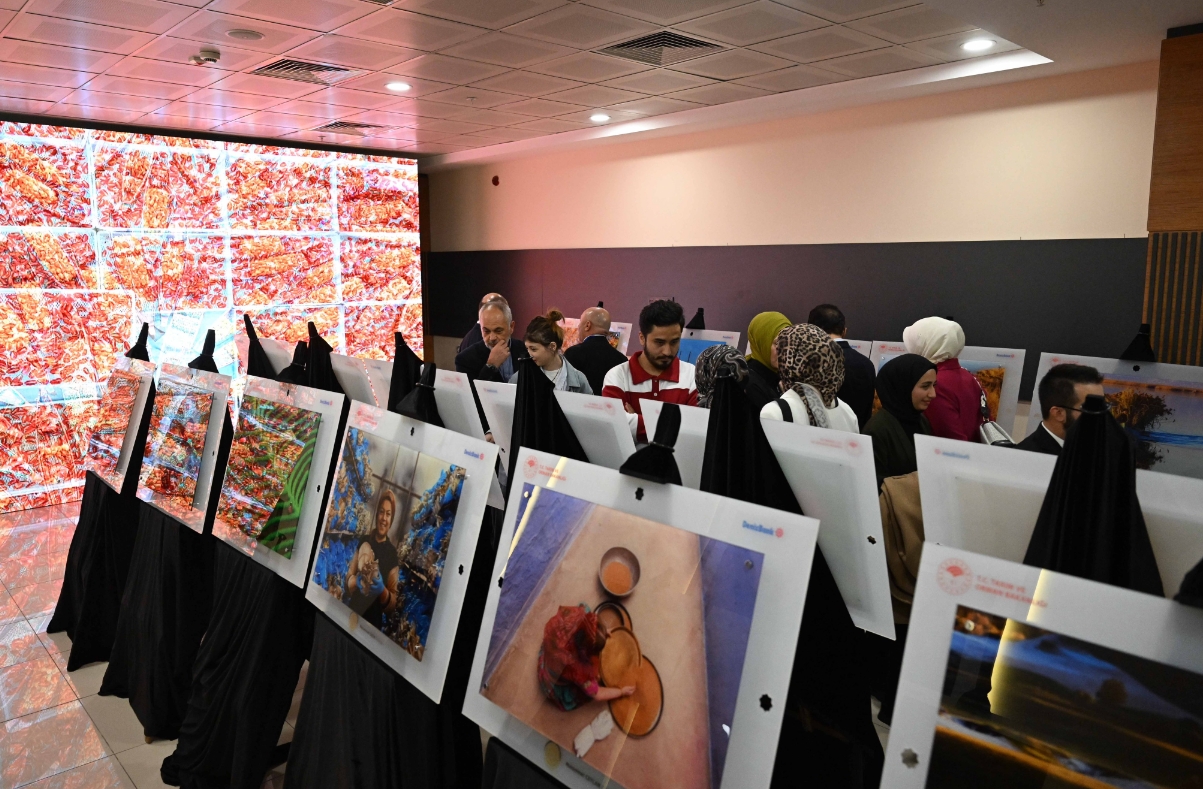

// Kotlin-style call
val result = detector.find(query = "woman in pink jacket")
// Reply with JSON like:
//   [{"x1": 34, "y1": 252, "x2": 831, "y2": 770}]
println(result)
[{"x1": 903, "y1": 317, "x2": 984, "y2": 442}]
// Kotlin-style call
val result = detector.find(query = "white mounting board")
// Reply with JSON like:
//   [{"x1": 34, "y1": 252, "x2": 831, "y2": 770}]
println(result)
[
  {"x1": 463, "y1": 447, "x2": 820, "y2": 789},
  {"x1": 640, "y1": 399, "x2": 709, "y2": 490},
  {"x1": 883, "y1": 544, "x2": 1203, "y2": 789},
  {"x1": 433, "y1": 369, "x2": 504, "y2": 509},
  {"x1": 554, "y1": 389, "x2": 637, "y2": 470},
  {"x1": 87, "y1": 357, "x2": 156, "y2": 492},
  {"x1": 679, "y1": 328, "x2": 741, "y2": 365},
  {"x1": 869, "y1": 342, "x2": 1026, "y2": 435},
  {"x1": 137, "y1": 363, "x2": 231, "y2": 532},
  {"x1": 235, "y1": 334, "x2": 293, "y2": 378},
  {"x1": 211, "y1": 377, "x2": 346, "y2": 588},
  {"x1": 843, "y1": 339, "x2": 872, "y2": 358},
  {"x1": 762, "y1": 420, "x2": 895, "y2": 638},
  {"x1": 362, "y1": 359, "x2": 394, "y2": 407},
  {"x1": 473, "y1": 380, "x2": 516, "y2": 474},
  {"x1": 304, "y1": 401, "x2": 498, "y2": 702},
  {"x1": 916, "y1": 433, "x2": 1203, "y2": 598},
  {"x1": 330, "y1": 352, "x2": 377, "y2": 406}
]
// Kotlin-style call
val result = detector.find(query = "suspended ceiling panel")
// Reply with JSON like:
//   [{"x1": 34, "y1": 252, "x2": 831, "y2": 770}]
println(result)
[{"x1": 0, "y1": 0, "x2": 1091, "y2": 157}]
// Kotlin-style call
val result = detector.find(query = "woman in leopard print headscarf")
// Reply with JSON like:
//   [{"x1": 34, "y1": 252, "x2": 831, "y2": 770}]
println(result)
[{"x1": 762, "y1": 324, "x2": 858, "y2": 432}]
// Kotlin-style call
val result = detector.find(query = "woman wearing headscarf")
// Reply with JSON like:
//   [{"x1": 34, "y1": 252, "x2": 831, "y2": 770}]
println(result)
[
  {"x1": 761, "y1": 324, "x2": 858, "y2": 432},
  {"x1": 744, "y1": 311, "x2": 792, "y2": 410},
  {"x1": 903, "y1": 317, "x2": 983, "y2": 442},
  {"x1": 864, "y1": 353, "x2": 938, "y2": 487},
  {"x1": 694, "y1": 343, "x2": 748, "y2": 408}
]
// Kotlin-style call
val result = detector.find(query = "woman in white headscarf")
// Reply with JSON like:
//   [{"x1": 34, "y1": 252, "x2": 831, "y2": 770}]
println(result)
[{"x1": 903, "y1": 317, "x2": 983, "y2": 442}]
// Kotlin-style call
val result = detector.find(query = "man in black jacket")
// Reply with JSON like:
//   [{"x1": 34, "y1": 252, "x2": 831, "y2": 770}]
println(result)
[
  {"x1": 455, "y1": 299, "x2": 528, "y2": 435},
  {"x1": 564, "y1": 306, "x2": 628, "y2": 395},
  {"x1": 808, "y1": 304, "x2": 876, "y2": 430},
  {"x1": 459, "y1": 292, "x2": 506, "y2": 353},
  {"x1": 1017, "y1": 363, "x2": 1104, "y2": 455}
]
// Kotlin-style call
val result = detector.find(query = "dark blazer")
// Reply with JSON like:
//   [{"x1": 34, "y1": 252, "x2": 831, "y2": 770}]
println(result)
[
  {"x1": 459, "y1": 322, "x2": 483, "y2": 354},
  {"x1": 1016, "y1": 424, "x2": 1062, "y2": 456},
  {"x1": 563, "y1": 334, "x2": 627, "y2": 396},
  {"x1": 837, "y1": 340, "x2": 876, "y2": 431},
  {"x1": 455, "y1": 338, "x2": 528, "y2": 432}
]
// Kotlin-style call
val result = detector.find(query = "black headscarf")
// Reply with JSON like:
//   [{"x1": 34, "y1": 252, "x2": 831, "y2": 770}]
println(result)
[
  {"x1": 387, "y1": 332, "x2": 423, "y2": 414},
  {"x1": 126, "y1": 322, "x2": 150, "y2": 361},
  {"x1": 187, "y1": 329, "x2": 219, "y2": 374},
  {"x1": 875, "y1": 353, "x2": 936, "y2": 436},
  {"x1": 277, "y1": 341, "x2": 308, "y2": 385},
  {"x1": 619, "y1": 402, "x2": 682, "y2": 485},
  {"x1": 242, "y1": 314, "x2": 277, "y2": 380},
  {"x1": 305, "y1": 322, "x2": 344, "y2": 395},
  {"x1": 397, "y1": 363, "x2": 443, "y2": 428},
  {"x1": 686, "y1": 307, "x2": 705, "y2": 330},
  {"x1": 699, "y1": 374, "x2": 883, "y2": 786},
  {"x1": 1023, "y1": 394, "x2": 1164, "y2": 595},
  {"x1": 504, "y1": 357, "x2": 588, "y2": 495}
]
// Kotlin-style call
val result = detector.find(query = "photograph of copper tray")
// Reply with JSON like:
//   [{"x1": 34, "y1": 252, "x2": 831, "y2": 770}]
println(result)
[
  {"x1": 610, "y1": 656, "x2": 664, "y2": 737},
  {"x1": 600, "y1": 626, "x2": 641, "y2": 686},
  {"x1": 595, "y1": 600, "x2": 632, "y2": 632}
]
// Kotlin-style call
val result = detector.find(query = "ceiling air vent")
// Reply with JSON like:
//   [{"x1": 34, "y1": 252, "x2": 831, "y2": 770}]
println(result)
[
  {"x1": 312, "y1": 121, "x2": 392, "y2": 137},
  {"x1": 251, "y1": 58, "x2": 364, "y2": 86},
  {"x1": 598, "y1": 31, "x2": 723, "y2": 67}
]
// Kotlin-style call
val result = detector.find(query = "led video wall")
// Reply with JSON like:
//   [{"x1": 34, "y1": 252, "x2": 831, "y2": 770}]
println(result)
[{"x1": 0, "y1": 121, "x2": 422, "y2": 514}]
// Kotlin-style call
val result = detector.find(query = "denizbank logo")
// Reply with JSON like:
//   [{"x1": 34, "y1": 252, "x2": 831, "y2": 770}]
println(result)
[
  {"x1": 743, "y1": 521, "x2": 784, "y2": 538},
  {"x1": 934, "y1": 447, "x2": 970, "y2": 460}
]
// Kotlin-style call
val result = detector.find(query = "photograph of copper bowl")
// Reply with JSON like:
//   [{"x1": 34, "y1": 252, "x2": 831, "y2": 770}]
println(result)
[{"x1": 599, "y1": 547, "x2": 640, "y2": 597}]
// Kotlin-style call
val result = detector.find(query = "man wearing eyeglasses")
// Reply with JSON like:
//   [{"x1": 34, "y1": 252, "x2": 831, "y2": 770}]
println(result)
[{"x1": 1018, "y1": 363, "x2": 1106, "y2": 455}]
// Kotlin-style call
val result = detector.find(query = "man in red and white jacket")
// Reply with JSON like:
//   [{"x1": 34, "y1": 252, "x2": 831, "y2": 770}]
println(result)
[{"x1": 602, "y1": 299, "x2": 698, "y2": 442}]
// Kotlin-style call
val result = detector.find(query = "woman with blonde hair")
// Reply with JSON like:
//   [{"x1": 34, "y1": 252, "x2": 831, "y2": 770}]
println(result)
[{"x1": 509, "y1": 308, "x2": 592, "y2": 394}]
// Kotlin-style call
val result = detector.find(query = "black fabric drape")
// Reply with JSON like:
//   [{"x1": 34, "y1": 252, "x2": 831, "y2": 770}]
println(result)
[
  {"x1": 699, "y1": 376, "x2": 883, "y2": 789},
  {"x1": 619, "y1": 401, "x2": 682, "y2": 485},
  {"x1": 305, "y1": 323, "x2": 343, "y2": 394},
  {"x1": 397, "y1": 363, "x2": 444, "y2": 427},
  {"x1": 481, "y1": 737, "x2": 564, "y2": 789},
  {"x1": 243, "y1": 315, "x2": 277, "y2": 380},
  {"x1": 188, "y1": 330, "x2": 219, "y2": 374},
  {"x1": 1120, "y1": 323, "x2": 1157, "y2": 362},
  {"x1": 1024, "y1": 395, "x2": 1164, "y2": 595},
  {"x1": 277, "y1": 342, "x2": 308, "y2": 385},
  {"x1": 99, "y1": 399, "x2": 232, "y2": 739},
  {"x1": 1178, "y1": 557, "x2": 1203, "y2": 608},
  {"x1": 163, "y1": 334, "x2": 352, "y2": 787},
  {"x1": 504, "y1": 357, "x2": 589, "y2": 494},
  {"x1": 161, "y1": 543, "x2": 314, "y2": 789},
  {"x1": 50, "y1": 323, "x2": 156, "y2": 668},
  {"x1": 686, "y1": 307, "x2": 705, "y2": 330},
  {"x1": 387, "y1": 332, "x2": 424, "y2": 413},
  {"x1": 99, "y1": 500, "x2": 218, "y2": 739}
]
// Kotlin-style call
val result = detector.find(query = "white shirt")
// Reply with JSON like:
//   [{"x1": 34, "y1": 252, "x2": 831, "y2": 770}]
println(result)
[
  {"x1": 761, "y1": 388, "x2": 860, "y2": 433},
  {"x1": 1040, "y1": 422, "x2": 1065, "y2": 447}
]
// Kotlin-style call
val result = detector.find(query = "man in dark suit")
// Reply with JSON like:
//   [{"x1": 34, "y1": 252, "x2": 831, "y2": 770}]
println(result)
[
  {"x1": 1017, "y1": 363, "x2": 1105, "y2": 455},
  {"x1": 564, "y1": 306, "x2": 628, "y2": 395},
  {"x1": 455, "y1": 300, "x2": 528, "y2": 436},
  {"x1": 458, "y1": 292, "x2": 506, "y2": 353},
  {"x1": 808, "y1": 304, "x2": 876, "y2": 430}
]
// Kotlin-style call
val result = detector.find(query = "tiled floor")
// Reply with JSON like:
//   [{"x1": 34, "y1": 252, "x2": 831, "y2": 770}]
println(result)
[{"x1": 0, "y1": 503, "x2": 304, "y2": 789}]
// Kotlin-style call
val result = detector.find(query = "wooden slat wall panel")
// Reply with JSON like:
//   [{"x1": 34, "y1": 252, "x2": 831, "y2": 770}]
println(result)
[{"x1": 1145, "y1": 230, "x2": 1203, "y2": 364}]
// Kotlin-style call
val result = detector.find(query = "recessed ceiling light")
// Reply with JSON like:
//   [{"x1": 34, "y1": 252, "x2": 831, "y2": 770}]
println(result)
[
  {"x1": 386, "y1": 81, "x2": 411, "y2": 92},
  {"x1": 961, "y1": 38, "x2": 996, "y2": 52},
  {"x1": 590, "y1": 113, "x2": 610, "y2": 123},
  {"x1": 226, "y1": 29, "x2": 264, "y2": 41}
]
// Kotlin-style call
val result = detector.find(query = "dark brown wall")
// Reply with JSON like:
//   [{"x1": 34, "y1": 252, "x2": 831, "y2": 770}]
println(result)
[{"x1": 427, "y1": 239, "x2": 1148, "y2": 399}]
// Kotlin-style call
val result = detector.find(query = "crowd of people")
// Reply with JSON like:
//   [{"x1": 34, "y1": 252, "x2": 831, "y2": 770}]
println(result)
[{"x1": 454, "y1": 292, "x2": 1104, "y2": 473}]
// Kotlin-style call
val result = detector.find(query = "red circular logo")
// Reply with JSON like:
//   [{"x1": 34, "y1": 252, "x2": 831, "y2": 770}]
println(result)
[
  {"x1": 937, "y1": 558, "x2": 974, "y2": 595},
  {"x1": 775, "y1": 527, "x2": 784, "y2": 538},
  {"x1": 523, "y1": 456, "x2": 538, "y2": 480},
  {"x1": 845, "y1": 438, "x2": 863, "y2": 457}
]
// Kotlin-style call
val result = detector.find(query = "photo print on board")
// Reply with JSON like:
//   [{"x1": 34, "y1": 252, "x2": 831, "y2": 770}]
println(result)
[
  {"x1": 481, "y1": 483, "x2": 764, "y2": 789},
  {"x1": 312, "y1": 426, "x2": 466, "y2": 661},
  {"x1": 213, "y1": 394, "x2": 322, "y2": 559}
]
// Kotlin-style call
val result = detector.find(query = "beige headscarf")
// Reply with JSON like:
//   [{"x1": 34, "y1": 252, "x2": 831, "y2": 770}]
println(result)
[{"x1": 903, "y1": 317, "x2": 965, "y2": 363}]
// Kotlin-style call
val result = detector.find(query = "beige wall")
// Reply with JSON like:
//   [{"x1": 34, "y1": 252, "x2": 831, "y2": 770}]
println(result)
[{"x1": 428, "y1": 61, "x2": 1157, "y2": 252}]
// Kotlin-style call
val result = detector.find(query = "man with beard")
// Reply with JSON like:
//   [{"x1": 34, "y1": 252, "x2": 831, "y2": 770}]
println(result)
[
  {"x1": 1018, "y1": 363, "x2": 1105, "y2": 455},
  {"x1": 602, "y1": 299, "x2": 697, "y2": 442}
]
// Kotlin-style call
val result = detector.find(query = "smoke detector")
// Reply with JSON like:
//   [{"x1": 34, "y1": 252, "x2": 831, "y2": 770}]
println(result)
[{"x1": 190, "y1": 48, "x2": 221, "y2": 66}]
